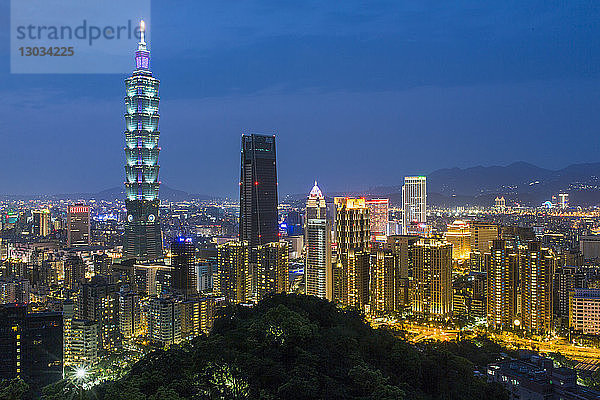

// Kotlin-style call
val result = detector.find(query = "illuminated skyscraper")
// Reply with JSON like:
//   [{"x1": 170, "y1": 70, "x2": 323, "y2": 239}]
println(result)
[
  {"x1": 470, "y1": 222, "x2": 499, "y2": 254},
  {"x1": 333, "y1": 197, "x2": 370, "y2": 306},
  {"x1": 521, "y1": 242, "x2": 555, "y2": 334},
  {"x1": 32, "y1": 209, "x2": 50, "y2": 237},
  {"x1": 486, "y1": 239, "x2": 520, "y2": 330},
  {"x1": 411, "y1": 239, "x2": 452, "y2": 318},
  {"x1": 304, "y1": 182, "x2": 332, "y2": 300},
  {"x1": 402, "y1": 176, "x2": 426, "y2": 234},
  {"x1": 239, "y1": 134, "x2": 279, "y2": 248},
  {"x1": 123, "y1": 21, "x2": 163, "y2": 262},
  {"x1": 67, "y1": 205, "x2": 90, "y2": 247},
  {"x1": 171, "y1": 237, "x2": 196, "y2": 298},
  {"x1": 255, "y1": 241, "x2": 288, "y2": 301},
  {"x1": 445, "y1": 220, "x2": 471, "y2": 261},
  {"x1": 215, "y1": 241, "x2": 250, "y2": 304},
  {"x1": 366, "y1": 198, "x2": 389, "y2": 240}
]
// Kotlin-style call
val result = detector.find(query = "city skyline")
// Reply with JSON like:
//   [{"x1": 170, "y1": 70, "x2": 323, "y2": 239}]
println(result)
[{"x1": 1, "y1": 2, "x2": 599, "y2": 196}]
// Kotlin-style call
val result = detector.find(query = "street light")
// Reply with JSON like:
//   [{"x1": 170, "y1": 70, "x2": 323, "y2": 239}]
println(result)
[{"x1": 75, "y1": 367, "x2": 87, "y2": 380}]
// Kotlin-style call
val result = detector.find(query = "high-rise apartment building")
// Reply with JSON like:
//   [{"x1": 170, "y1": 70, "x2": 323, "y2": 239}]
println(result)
[
  {"x1": 521, "y1": 242, "x2": 555, "y2": 334},
  {"x1": 304, "y1": 182, "x2": 332, "y2": 300},
  {"x1": 119, "y1": 291, "x2": 141, "y2": 339},
  {"x1": 402, "y1": 176, "x2": 426, "y2": 235},
  {"x1": 67, "y1": 205, "x2": 91, "y2": 247},
  {"x1": 487, "y1": 239, "x2": 520, "y2": 330},
  {"x1": 123, "y1": 22, "x2": 163, "y2": 262},
  {"x1": 554, "y1": 266, "x2": 586, "y2": 320},
  {"x1": 171, "y1": 237, "x2": 196, "y2": 298},
  {"x1": 215, "y1": 241, "x2": 249, "y2": 304},
  {"x1": 410, "y1": 239, "x2": 452, "y2": 318},
  {"x1": 149, "y1": 296, "x2": 182, "y2": 346},
  {"x1": 255, "y1": 242, "x2": 289, "y2": 302},
  {"x1": 77, "y1": 277, "x2": 120, "y2": 350},
  {"x1": 32, "y1": 209, "x2": 50, "y2": 237},
  {"x1": 386, "y1": 235, "x2": 420, "y2": 308},
  {"x1": 366, "y1": 199, "x2": 389, "y2": 240},
  {"x1": 63, "y1": 301, "x2": 98, "y2": 373},
  {"x1": 569, "y1": 288, "x2": 600, "y2": 335},
  {"x1": 470, "y1": 222, "x2": 499, "y2": 254},
  {"x1": 64, "y1": 253, "x2": 86, "y2": 290},
  {"x1": 239, "y1": 134, "x2": 278, "y2": 248},
  {"x1": 369, "y1": 244, "x2": 398, "y2": 314},
  {"x1": 445, "y1": 220, "x2": 471, "y2": 261},
  {"x1": 333, "y1": 197, "x2": 370, "y2": 306}
]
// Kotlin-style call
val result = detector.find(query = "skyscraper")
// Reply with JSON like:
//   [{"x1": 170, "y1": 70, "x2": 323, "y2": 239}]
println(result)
[
  {"x1": 333, "y1": 197, "x2": 370, "y2": 306},
  {"x1": 255, "y1": 241, "x2": 289, "y2": 301},
  {"x1": 402, "y1": 176, "x2": 426, "y2": 235},
  {"x1": 487, "y1": 239, "x2": 520, "y2": 330},
  {"x1": 445, "y1": 220, "x2": 471, "y2": 261},
  {"x1": 123, "y1": 21, "x2": 163, "y2": 262},
  {"x1": 521, "y1": 242, "x2": 555, "y2": 334},
  {"x1": 239, "y1": 134, "x2": 278, "y2": 248},
  {"x1": 215, "y1": 241, "x2": 250, "y2": 304},
  {"x1": 304, "y1": 182, "x2": 332, "y2": 300},
  {"x1": 410, "y1": 239, "x2": 452, "y2": 318},
  {"x1": 67, "y1": 204, "x2": 90, "y2": 247},
  {"x1": 171, "y1": 237, "x2": 197, "y2": 297},
  {"x1": 32, "y1": 209, "x2": 50, "y2": 237},
  {"x1": 366, "y1": 198, "x2": 389, "y2": 240},
  {"x1": 470, "y1": 222, "x2": 499, "y2": 254}
]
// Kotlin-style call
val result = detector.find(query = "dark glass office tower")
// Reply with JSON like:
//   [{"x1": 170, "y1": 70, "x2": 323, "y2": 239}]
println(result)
[
  {"x1": 239, "y1": 134, "x2": 279, "y2": 248},
  {"x1": 171, "y1": 237, "x2": 197, "y2": 297},
  {"x1": 123, "y1": 22, "x2": 163, "y2": 261}
]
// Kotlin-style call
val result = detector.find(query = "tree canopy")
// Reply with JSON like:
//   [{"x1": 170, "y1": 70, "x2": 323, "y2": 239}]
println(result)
[{"x1": 48, "y1": 294, "x2": 508, "y2": 400}]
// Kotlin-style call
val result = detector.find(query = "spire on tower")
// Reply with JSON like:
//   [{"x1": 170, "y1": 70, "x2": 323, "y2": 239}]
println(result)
[{"x1": 138, "y1": 20, "x2": 147, "y2": 51}]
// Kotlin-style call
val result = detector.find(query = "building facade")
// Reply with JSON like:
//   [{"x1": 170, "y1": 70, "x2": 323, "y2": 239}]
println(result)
[{"x1": 402, "y1": 176, "x2": 426, "y2": 235}]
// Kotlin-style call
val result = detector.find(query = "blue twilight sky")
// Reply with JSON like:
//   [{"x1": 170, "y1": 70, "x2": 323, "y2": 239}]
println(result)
[{"x1": 0, "y1": 1, "x2": 599, "y2": 197}]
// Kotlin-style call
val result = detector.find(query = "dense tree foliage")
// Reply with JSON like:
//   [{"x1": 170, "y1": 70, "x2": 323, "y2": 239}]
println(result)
[{"x1": 66, "y1": 294, "x2": 505, "y2": 400}]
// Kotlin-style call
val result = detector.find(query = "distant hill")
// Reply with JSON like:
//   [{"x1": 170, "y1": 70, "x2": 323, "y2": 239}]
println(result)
[
  {"x1": 363, "y1": 162, "x2": 600, "y2": 207},
  {"x1": 0, "y1": 185, "x2": 214, "y2": 202}
]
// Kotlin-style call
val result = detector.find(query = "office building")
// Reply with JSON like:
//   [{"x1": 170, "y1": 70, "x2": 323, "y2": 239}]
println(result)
[
  {"x1": 239, "y1": 134, "x2": 278, "y2": 248},
  {"x1": 64, "y1": 300, "x2": 98, "y2": 373},
  {"x1": 171, "y1": 237, "x2": 196, "y2": 297},
  {"x1": 333, "y1": 197, "x2": 370, "y2": 306},
  {"x1": 402, "y1": 176, "x2": 426, "y2": 235},
  {"x1": 569, "y1": 288, "x2": 600, "y2": 335},
  {"x1": 67, "y1": 204, "x2": 91, "y2": 247},
  {"x1": 304, "y1": 182, "x2": 332, "y2": 300},
  {"x1": 445, "y1": 220, "x2": 471, "y2": 261},
  {"x1": 366, "y1": 198, "x2": 389, "y2": 240},
  {"x1": 215, "y1": 241, "x2": 249, "y2": 304},
  {"x1": 470, "y1": 222, "x2": 499, "y2": 254},
  {"x1": 32, "y1": 209, "x2": 51, "y2": 237},
  {"x1": 123, "y1": 22, "x2": 163, "y2": 262},
  {"x1": 558, "y1": 193, "x2": 569, "y2": 209},
  {"x1": 411, "y1": 239, "x2": 452, "y2": 318}
]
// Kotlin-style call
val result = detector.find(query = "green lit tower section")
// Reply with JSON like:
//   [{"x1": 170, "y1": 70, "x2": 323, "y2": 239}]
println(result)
[{"x1": 123, "y1": 21, "x2": 163, "y2": 261}]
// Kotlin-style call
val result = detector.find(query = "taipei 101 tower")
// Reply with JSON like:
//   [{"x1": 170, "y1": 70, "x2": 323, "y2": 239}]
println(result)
[{"x1": 123, "y1": 21, "x2": 163, "y2": 261}]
